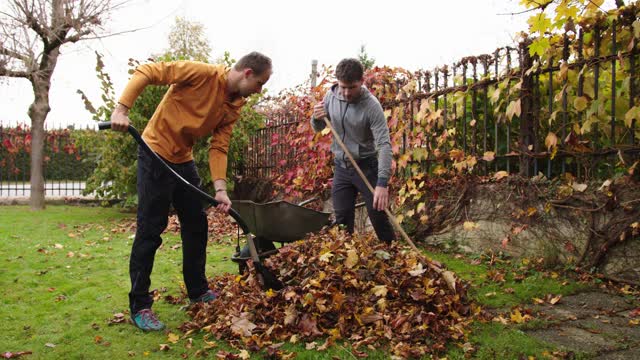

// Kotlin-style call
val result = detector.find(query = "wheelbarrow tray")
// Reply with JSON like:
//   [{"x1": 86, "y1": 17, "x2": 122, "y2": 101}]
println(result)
[{"x1": 232, "y1": 200, "x2": 331, "y2": 244}]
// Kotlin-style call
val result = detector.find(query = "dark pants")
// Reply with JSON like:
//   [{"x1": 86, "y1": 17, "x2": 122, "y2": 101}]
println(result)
[
  {"x1": 332, "y1": 158, "x2": 395, "y2": 243},
  {"x1": 129, "y1": 146, "x2": 209, "y2": 315}
]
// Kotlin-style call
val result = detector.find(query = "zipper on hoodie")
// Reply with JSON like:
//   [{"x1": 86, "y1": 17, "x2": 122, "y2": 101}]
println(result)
[{"x1": 339, "y1": 102, "x2": 349, "y2": 164}]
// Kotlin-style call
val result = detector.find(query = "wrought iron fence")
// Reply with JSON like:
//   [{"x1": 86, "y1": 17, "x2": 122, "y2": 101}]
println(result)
[
  {"x1": 238, "y1": 12, "x2": 640, "y2": 182},
  {"x1": 232, "y1": 114, "x2": 301, "y2": 179}
]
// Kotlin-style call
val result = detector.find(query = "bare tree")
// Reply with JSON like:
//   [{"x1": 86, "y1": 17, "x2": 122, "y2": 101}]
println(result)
[{"x1": 0, "y1": 0, "x2": 122, "y2": 209}]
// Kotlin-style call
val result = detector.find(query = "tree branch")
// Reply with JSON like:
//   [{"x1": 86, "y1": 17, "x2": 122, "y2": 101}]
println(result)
[
  {"x1": 12, "y1": 0, "x2": 51, "y2": 45},
  {"x1": 0, "y1": 45, "x2": 31, "y2": 63},
  {"x1": 0, "y1": 67, "x2": 30, "y2": 78},
  {"x1": 497, "y1": 0, "x2": 553, "y2": 16},
  {"x1": 79, "y1": 25, "x2": 151, "y2": 41},
  {"x1": 587, "y1": 0, "x2": 607, "y2": 13},
  {"x1": 65, "y1": 29, "x2": 92, "y2": 43}
]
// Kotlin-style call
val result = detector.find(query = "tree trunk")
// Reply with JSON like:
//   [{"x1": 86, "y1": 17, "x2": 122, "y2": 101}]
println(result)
[
  {"x1": 28, "y1": 82, "x2": 50, "y2": 210},
  {"x1": 28, "y1": 49, "x2": 59, "y2": 210}
]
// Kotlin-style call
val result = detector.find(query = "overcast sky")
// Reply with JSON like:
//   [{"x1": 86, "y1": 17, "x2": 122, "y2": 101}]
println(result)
[{"x1": 0, "y1": 0, "x2": 609, "y2": 128}]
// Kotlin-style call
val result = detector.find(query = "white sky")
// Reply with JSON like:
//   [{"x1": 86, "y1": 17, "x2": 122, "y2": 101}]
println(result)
[{"x1": 0, "y1": 0, "x2": 551, "y2": 128}]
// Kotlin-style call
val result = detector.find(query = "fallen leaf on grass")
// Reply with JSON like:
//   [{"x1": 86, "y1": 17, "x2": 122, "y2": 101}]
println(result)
[
  {"x1": 487, "y1": 270, "x2": 506, "y2": 283},
  {"x1": 203, "y1": 340, "x2": 217, "y2": 349},
  {"x1": 462, "y1": 342, "x2": 475, "y2": 354},
  {"x1": 492, "y1": 315, "x2": 509, "y2": 324},
  {"x1": 108, "y1": 313, "x2": 126, "y2": 325},
  {"x1": 167, "y1": 333, "x2": 180, "y2": 344},
  {"x1": 548, "y1": 294, "x2": 562, "y2": 305},
  {"x1": 2, "y1": 351, "x2": 33, "y2": 359},
  {"x1": 510, "y1": 309, "x2": 530, "y2": 324}
]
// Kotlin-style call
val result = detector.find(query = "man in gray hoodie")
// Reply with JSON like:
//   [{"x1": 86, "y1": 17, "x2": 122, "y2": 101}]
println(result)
[{"x1": 311, "y1": 58, "x2": 395, "y2": 243}]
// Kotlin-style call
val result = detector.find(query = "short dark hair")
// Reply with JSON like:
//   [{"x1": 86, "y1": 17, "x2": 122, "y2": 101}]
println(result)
[
  {"x1": 336, "y1": 58, "x2": 364, "y2": 83},
  {"x1": 234, "y1": 52, "x2": 272, "y2": 76}
]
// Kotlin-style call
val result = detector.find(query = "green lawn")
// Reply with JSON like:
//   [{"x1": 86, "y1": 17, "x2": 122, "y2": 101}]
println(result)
[
  {"x1": 0, "y1": 205, "x2": 238, "y2": 359},
  {"x1": 0, "y1": 205, "x2": 591, "y2": 359}
]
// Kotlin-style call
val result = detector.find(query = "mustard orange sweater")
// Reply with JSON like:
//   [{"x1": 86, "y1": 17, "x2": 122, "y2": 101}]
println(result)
[{"x1": 118, "y1": 61, "x2": 245, "y2": 181}]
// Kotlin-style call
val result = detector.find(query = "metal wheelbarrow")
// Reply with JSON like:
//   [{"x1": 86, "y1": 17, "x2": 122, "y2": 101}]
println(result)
[{"x1": 230, "y1": 198, "x2": 332, "y2": 273}]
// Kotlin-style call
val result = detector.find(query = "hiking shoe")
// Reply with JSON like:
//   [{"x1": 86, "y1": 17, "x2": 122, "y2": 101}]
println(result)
[
  {"x1": 190, "y1": 290, "x2": 217, "y2": 304},
  {"x1": 132, "y1": 309, "x2": 165, "y2": 331}
]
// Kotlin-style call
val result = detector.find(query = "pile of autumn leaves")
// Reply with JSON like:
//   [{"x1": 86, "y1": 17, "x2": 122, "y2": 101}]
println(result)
[{"x1": 180, "y1": 228, "x2": 476, "y2": 358}]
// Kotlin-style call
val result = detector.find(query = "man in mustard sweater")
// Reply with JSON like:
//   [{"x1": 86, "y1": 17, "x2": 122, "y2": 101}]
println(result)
[{"x1": 110, "y1": 52, "x2": 272, "y2": 331}]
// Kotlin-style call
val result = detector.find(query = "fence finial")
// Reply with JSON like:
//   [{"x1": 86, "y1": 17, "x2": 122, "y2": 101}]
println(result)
[{"x1": 310, "y1": 59, "x2": 318, "y2": 89}]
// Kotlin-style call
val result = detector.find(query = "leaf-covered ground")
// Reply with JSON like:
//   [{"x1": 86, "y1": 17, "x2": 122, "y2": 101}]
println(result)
[
  {"x1": 180, "y1": 228, "x2": 479, "y2": 359},
  {"x1": 114, "y1": 207, "x2": 239, "y2": 245}
]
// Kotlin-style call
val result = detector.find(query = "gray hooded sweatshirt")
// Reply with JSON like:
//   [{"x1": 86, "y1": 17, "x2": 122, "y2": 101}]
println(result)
[{"x1": 311, "y1": 84, "x2": 392, "y2": 187}]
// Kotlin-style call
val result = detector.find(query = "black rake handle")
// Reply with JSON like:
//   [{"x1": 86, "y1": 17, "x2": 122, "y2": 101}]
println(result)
[{"x1": 98, "y1": 121, "x2": 251, "y2": 234}]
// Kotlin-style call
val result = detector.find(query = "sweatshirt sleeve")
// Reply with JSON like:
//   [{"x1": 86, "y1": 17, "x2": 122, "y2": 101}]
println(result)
[
  {"x1": 368, "y1": 101, "x2": 393, "y2": 187},
  {"x1": 118, "y1": 61, "x2": 211, "y2": 108},
  {"x1": 208, "y1": 115, "x2": 238, "y2": 181},
  {"x1": 310, "y1": 92, "x2": 331, "y2": 132}
]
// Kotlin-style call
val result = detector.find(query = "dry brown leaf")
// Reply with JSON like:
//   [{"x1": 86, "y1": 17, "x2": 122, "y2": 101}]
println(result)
[
  {"x1": 230, "y1": 317, "x2": 256, "y2": 337},
  {"x1": 345, "y1": 249, "x2": 359, "y2": 268}
]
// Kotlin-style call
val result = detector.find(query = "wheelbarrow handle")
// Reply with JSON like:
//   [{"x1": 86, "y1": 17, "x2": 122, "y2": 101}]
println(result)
[{"x1": 97, "y1": 121, "x2": 251, "y2": 235}]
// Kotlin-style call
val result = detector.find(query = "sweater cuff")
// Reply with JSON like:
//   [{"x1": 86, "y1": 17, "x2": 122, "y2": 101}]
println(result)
[{"x1": 376, "y1": 177, "x2": 388, "y2": 187}]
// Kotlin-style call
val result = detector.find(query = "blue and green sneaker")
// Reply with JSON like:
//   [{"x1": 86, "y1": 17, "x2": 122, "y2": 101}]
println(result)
[
  {"x1": 190, "y1": 290, "x2": 217, "y2": 304},
  {"x1": 132, "y1": 309, "x2": 165, "y2": 331}
]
